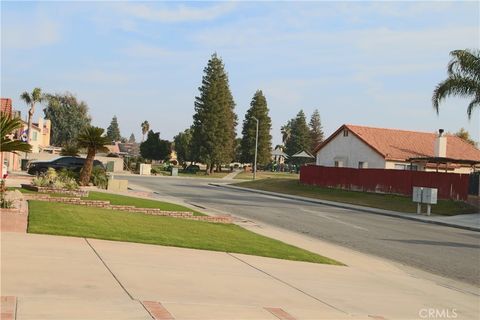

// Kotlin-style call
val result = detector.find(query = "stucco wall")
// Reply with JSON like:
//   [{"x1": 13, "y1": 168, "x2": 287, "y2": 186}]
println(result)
[{"x1": 316, "y1": 131, "x2": 385, "y2": 168}]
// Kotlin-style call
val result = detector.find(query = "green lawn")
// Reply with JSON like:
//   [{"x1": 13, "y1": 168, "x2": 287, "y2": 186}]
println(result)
[
  {"x1": 234, "y1": 179, "x2": 477, "y2": 216},
  {"x1": 27, "y1": 201, "x2": 341, "y2": 265},
  {"x1": 178, "y1": 171, "x2": 229, "y2": 178},
  {"x1": 234, "y1": 171, "x2": 299, "y2": 180}
]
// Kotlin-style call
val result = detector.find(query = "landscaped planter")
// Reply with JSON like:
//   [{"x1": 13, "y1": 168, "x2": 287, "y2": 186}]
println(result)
[{"x1": 20, "y1": 184, "x2": 89, "y2": 197}]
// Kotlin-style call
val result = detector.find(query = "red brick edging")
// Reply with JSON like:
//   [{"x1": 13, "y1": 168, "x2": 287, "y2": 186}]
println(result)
[
  {"x1": 264, "y1": 307, "x2": 297, "y2": 320},
  {"x1": 1, "y1": 200, "x2": 28, "y2": 233},
  {"x1": 142, "y1": 301, "x2": 174, "y2": 320},
  {"x1": 1, "y1": 296, "x2": 17, "y2": 320}
]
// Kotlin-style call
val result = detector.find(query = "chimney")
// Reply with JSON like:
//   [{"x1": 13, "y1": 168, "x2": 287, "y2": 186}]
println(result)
[{"x1": 434, "y1": 129, "x2": 447, "y2": 158}]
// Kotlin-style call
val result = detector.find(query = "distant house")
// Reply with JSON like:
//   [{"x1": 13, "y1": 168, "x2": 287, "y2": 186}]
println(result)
[
  {"x1": 20, "y1": 117, "x2": 51, "y2": 153},
  {"x1": 313, "y1": 124, "x2": 480, "y2": 174}
]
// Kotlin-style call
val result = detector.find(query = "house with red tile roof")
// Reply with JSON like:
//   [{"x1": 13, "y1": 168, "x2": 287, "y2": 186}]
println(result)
[
  {"x1": 1, "y1": 98, "x2": 13, "y2": 116},
  {"x1": 313, "y1": 124, "x2": 480, "y2": 174}
]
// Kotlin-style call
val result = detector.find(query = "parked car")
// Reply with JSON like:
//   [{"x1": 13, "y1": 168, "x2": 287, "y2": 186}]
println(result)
[
  {"x1": 27, "y1": 156, "x2": 105, "y2": 175},
  {"x1": 184, "y1": 164, "x2": 200, "y2": 174}
]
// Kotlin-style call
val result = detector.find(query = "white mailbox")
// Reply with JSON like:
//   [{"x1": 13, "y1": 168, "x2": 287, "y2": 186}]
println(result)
[
  {"x1": 412, "y1": 187, "x2": 423, "y2": 203},
  {"x1": 422, "y1": 188, "x2": 438, "y2": 204},
  {"x1": 412, "y1": 187, "x2": 438, "y2": 216}
]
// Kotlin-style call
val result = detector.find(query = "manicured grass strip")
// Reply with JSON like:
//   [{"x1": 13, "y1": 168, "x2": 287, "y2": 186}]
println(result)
[
  {"x1": 27, "y1": 201, "x2": 341, "y2": 265},
  {"x1": 234, "y1": 179, "x2": 477, "y2": 216},
  {"x1": 84, "y1": 191, "x2": 204, "y2": 216},
  {"x1": 234, "y1": 171, "x2": 299, "y2": 180},
  {"x1": 11, "y1": 187, "x2": 77, "y2": 197},
  {"x1": 178, "y1": 171, "x2": 229, "y2": 178}
]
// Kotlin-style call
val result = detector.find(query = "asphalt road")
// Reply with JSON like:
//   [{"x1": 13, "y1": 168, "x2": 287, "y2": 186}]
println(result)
[{"x1": 122, "y1": 175, "x2": 480, "y2": 286}]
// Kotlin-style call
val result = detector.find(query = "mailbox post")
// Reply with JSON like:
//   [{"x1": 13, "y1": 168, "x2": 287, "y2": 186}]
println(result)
[{"x1": 412, "y1": 187, "x2": 438, "y2": 216}]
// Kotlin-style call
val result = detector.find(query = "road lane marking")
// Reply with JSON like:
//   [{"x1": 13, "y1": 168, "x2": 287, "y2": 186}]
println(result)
[{"x1": 300, "y1": 208, "x2": 369, "y2": 231}]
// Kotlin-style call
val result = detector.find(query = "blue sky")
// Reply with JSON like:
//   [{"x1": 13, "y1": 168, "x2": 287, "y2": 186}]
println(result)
[{"x1": 1, "y1": 1, "x2": 479, "y2": 145}]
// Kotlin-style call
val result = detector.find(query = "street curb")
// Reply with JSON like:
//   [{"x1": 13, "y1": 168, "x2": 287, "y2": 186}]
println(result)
[{"x1": 209, "y1": 183, "x2": 480, "y2": 232}]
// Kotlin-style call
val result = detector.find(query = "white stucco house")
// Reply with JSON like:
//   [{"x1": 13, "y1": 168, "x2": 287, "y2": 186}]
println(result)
[{"x1": 313, "y1": 124, "x2": 480, "y2": 174}]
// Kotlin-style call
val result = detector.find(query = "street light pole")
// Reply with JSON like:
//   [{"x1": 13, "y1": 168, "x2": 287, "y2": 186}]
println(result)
[{"x1": 252, "y1": 116, "x2": 259, "y2": 180}]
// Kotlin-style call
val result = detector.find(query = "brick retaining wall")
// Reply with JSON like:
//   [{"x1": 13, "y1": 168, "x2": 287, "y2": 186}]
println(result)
[{"x1": 24, "y1": 194, "x2": 232, "y2": 223}]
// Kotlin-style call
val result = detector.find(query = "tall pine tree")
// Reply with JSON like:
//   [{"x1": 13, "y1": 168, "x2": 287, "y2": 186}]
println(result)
[
  {"x1": 285, "y1": 110, "x2": 312, "y2": 161},
  {"x1": 240, "y1": 90, "x2": 272, "y2": 165},
  {"x1": 106, "y1": 115, "x2": 121, "y2": 142},
  {"x1": 309, "y1": 109, "x2": 324, "y2": 151},
  {"x1": 191, "y1": 53, "x2": 237, "y2": 173}
]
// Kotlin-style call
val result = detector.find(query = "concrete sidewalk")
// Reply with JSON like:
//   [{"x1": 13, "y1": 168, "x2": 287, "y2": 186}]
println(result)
[
  {"x1": 2, "y1": 232, "x2": 479, "y2": 320},
  {"x1": 214, "y1": 184, "x2": 480, "y2": 232}
]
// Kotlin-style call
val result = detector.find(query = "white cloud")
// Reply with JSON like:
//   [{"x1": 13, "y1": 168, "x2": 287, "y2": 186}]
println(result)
[
  {"x1": 115, "y1": 2, "x2": 237, "y2": 23},
  {"x1": 2, "y1": 15, "x2": 60, "y2": 49}
]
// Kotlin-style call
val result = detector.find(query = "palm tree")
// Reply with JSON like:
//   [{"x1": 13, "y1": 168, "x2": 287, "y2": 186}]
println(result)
[
  {"x1": 281, "y1": 121, "x2": 292, "y2": 144},
  {"x1": 141, "y1": 120, "x2": 150, "y2": 142},
  {"x1": 433, "y1": 49, "x2": 480, "y2": 118},
  {"x1": 20, "y1": 88, "x2": 44, "y2": 144},
  {"x1": 77, "y1": 126, "x2": 110, "y2": 186},
  {"x1": 0, "y1": 114, "x2": 32, "y2": 154}
]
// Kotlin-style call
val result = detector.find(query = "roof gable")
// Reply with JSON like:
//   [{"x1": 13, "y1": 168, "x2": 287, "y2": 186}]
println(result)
[{"x1": 314, "y1": 124, "x2": 480, "y2": 162}]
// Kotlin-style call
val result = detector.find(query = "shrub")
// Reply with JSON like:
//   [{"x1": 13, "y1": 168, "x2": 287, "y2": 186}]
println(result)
[
  {"x1": 63, "y1": 177, "x2": 79, "y2": 190},
  {"x1": 45, "y1": 168, "x2": 58, "y2": 182},
  {"x1": 51, "y1": 179, "x2": 65, "y2": 189},
  {"x1": 58, "y1": 168, "x2": 79, "y2": 181},
  {"x1": 91, "y1": 167, "x2": 108, "y2": 189},
  {"x1": 31, "y1": 168, "x2": 80, "y2": 190},
  {"x1": 32, "y1": 175, "x2": 50, "y2": 187},
  {"x1": 0, "y1": 179, "x2": 13, "y2": 208}
]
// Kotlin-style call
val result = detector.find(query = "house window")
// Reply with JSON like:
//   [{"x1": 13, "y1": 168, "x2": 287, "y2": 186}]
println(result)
[
  {"x1": 394, "y1": 164, "x2": 418, "y2": 170},
  {"x1": 358, "y1": 161, "x2": 368, "y2": 169},
  {"x1": 32, "y1": 131, "x2": 38, "y2": 141},
  {"x1": 334, "y1": 160, "x2": 344, "y2": 167},
  {"x1": 343, "y1": 129, "x2": 348, "y2": 137}
]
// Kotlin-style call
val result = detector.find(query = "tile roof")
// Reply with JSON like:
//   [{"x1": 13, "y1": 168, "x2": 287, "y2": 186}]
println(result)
[
  {"x1": 314, "y1": 124, "x2": 480, "y2": 162},
  {"x1": 1, "y1": 98, "x2": 12, "y2": 115}
]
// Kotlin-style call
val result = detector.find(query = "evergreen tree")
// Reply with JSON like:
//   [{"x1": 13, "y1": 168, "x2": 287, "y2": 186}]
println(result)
[
  {"x1": 173, "y1": 128, "x2": 193, "y2": 165},
  {"x1": 128, "y1": 133, "x2": 136, "y2": 143},
  {"x1": 309, "y1": 109, "x2": 324, "y2": 151},
  {"x1": 285, "y1": 110, "x2": 312, "y2": 161},
  {"x1": 106, "y1": 116, "x2": 121, "y2": 142},
  {"x1": 455, "y1": 128, "x2": 476, "y2": 146},
  {"x1": 43, "y1": 92, "x2": 91, "y2": 146},
  {"x1": 140, "y1": 130, "x2": 171, "y2": 161},
  {"x1": 191, "y1": 53, "x2": 237, "y2": 173},
  {"x1": 240, "y1": 90, "x2": 272, "y2": 165}
]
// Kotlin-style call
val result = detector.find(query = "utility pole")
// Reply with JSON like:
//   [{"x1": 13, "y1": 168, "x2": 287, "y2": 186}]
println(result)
[{"x1": 253, "y1": 116, "x2": 259, "y2": 180}]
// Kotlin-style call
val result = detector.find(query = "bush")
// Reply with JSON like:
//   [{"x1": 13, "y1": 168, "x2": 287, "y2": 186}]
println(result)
[
  {"x1": 32, "y1": 175, "x2": 50, "y2": 187},
  {"x1": 31, "y1": 168, "x2": 80, "y2": 190},
  {"x1": 63, "y1": 177, "x2": 79, "y2": 190},
  {"x1": 58, "y1": 168, "x2": 79, "y2": 181},
  {"x1": 0, "y1": 179, "x2": 13, "y2": 208},
  {"x1": 91, "y1": 167, "x2": 108, "y2": 189},
  {"x1": 184, "y1": 164, "x2": 200, "y2": 174}
]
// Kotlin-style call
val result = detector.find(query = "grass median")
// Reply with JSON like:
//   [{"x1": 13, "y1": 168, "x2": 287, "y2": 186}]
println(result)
[
  {"x1": 27, "y1": 200, "x2": 341, "y2": 265},
  {"x1": 234, "y1": 179, "x2": 477, "y2": 216}
]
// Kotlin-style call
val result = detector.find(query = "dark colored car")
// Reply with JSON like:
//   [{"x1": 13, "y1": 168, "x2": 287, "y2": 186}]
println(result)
[
  {"x1": 184, "y1": 164, "x2": 200, "y2": 174},
  {"x1": 27, "y1": 156, "x2": 105, "y2": 175}
]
